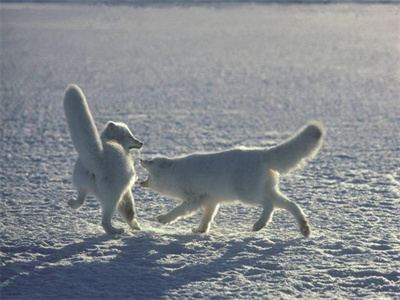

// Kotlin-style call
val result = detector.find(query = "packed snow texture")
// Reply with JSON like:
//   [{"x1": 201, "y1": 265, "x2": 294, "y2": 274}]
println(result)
[{"x1": 1, "y1": 3, "x2": 399, "y2": 299}]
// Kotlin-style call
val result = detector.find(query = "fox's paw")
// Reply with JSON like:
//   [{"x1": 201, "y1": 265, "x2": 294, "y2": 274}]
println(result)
[
  {"x1": 156, "y1": 214, "x2": 171, "y2": 224},
  {"x1": 68, "y1": 199, "x2": 82, "y2": 210},
  {"x1": 192, "y1": 227, "x2": 207, "y2": 234},
  {"x1": 130, "y1": 220, "x2": 142, "y2": 231},
  {"x1": 102, "y1": 222, "x2": 124, "y2": 235},
  {"x1": 300, "y1": 220, "x2": 311, "y2": 238},
  {"x1": 252, "y1": 220, "x2": 266, "y2": 232}
]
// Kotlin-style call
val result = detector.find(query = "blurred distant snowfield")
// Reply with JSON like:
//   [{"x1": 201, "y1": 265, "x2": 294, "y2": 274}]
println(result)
[{"x1": 1, "y1": 3, "x2": 399, "y2": 299}]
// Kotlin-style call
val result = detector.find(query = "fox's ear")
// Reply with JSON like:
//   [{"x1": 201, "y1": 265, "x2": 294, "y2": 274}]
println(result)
[{"x1": 106, "y1": 121, "x2": 117, "y2": 132}]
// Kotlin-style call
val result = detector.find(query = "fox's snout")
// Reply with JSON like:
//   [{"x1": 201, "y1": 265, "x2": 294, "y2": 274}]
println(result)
[{"x1": 130, "y1": 141, "x2": 143, "y2": 150}]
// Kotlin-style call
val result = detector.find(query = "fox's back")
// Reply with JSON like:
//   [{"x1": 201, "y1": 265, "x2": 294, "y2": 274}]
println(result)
[{"x1": 167, "y1": 148, "x2": 267, "y2": 201}]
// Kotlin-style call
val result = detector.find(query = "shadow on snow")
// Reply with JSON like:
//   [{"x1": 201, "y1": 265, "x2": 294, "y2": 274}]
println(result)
[{"x1": 1, "y1": 231, "x2": 302, "y2": 299}]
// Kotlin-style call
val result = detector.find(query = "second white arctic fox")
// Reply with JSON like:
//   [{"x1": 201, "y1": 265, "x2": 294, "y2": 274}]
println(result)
[
  {"x1": 64, "y1": 84, "x2": 143, "y2": 234},
  {"x1": 140, "y1": 122, "x2": 325, "y2": 237}
]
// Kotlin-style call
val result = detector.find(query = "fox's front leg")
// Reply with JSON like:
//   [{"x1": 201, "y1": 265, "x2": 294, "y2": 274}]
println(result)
[
  {"x1": 253, "y1": 202, "x2": 274, "y2": 232},
  {"x1": 157, "y1": 201, "x2": 201, "y2": 224},
  {"x1": 192, "y1": 203, "x2": 219, "y2": 233}
]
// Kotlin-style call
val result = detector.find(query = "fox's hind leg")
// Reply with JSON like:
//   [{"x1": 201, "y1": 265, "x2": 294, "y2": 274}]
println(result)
[
  {"x1": 100, "y1": 196, "x2": 124, "y2": 234},
  {"x1": 68, "y1": 189, "x2": 87, "y2": 210},
  {"x1": 272, "y1": 192, "x2": 310, "y2": 237},
  {"x1": 157, "y1": 201, "x2": 201, "y2": 225},
  {"x1": 253, "y1": 202, "x2": 274, "y2": 232},
  {"x1": 70, "y1": 159, "x2": 93, "y2": 210},
  {"x1": 193, "y1": 203, "x2": 220, "y2": 233},
  {"x1": 118, "y1": 189, "x2": 141, "y2": 231},
  {"x1": 101, "y1": 209, "x2": 124, "y2": 235}
]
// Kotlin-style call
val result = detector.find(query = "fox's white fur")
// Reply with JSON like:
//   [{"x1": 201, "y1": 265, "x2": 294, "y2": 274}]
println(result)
[
  {"x1": 64, "y1": 84, "x2": 143, "y2": 234},
  {"x1": 140, "y1": 122, "x2": 325, "y2": 236}
]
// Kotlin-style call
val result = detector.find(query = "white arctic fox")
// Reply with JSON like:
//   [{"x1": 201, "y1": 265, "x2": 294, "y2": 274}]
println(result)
[
  {"x1": 64, "y1": 84, "x2": 143, "y2": 234},
  {"x1": 140, "y1": 122, "x2": 324, "y2": 237}
]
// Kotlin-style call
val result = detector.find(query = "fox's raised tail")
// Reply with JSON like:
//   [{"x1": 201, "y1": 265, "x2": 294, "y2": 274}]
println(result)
[
  {"x1": 63, "y1": 84, "x2": 103, "y2": 173},
  {"x1": 266, "y1": 121, "x2": 325, "y2": 174}
]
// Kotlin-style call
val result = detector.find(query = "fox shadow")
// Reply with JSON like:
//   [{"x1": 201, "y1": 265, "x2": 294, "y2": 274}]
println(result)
[{"x1": 2, "y1": 229, "x2": 301, "y2": 299}]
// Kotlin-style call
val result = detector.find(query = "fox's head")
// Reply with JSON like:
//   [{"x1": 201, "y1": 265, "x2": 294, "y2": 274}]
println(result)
[
  {"x1": 140, "y1": 157, "x2": 174, "y2": 189},
  {"x1": 101, "y1": 121, "x2": 143, "y2": 151}
]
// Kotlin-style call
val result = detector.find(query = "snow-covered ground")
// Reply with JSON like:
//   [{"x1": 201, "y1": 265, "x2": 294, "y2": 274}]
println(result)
[{"x1": 1, "y1": 3, "x2": 399, "y2": 299}]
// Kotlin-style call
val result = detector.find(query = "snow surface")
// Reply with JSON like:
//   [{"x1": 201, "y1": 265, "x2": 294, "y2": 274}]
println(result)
[{"x1": 1, "y1": 2, "x2": 399, "y2": 299}]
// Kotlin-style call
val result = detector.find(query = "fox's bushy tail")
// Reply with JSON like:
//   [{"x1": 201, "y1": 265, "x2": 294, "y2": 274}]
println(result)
[
  {"x1": 63, "y1": 84, "x2": 103, "y2": 173},
  {"x1": 266, "y1": 121, "x2": 325, "y2": 174}
]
